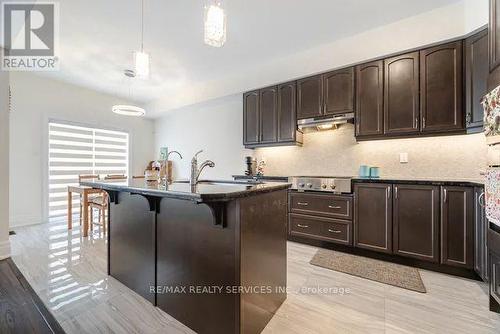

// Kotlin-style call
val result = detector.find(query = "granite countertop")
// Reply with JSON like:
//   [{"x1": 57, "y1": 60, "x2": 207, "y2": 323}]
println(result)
[
  {"x1": 232, "y1": 175, "x2": 290, "y2": 182},
  {"x1": 352, "y1": 177, "x2": 484, "y2": 187},
  {"x1": 80, "y1": 179, "x2": 291, "y2": 202}
]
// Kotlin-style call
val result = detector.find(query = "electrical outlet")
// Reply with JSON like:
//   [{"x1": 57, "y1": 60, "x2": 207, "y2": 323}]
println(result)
[{"x1": 399, "y1": 153, "x2": 408, "y2": 164}]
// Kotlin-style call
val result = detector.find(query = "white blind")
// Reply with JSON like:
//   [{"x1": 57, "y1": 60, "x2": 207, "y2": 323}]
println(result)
[{"x1": 48, "y1": 121, "x2": 129, "y2": 217}]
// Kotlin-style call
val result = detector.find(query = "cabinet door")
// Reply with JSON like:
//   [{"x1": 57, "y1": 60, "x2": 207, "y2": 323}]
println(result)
[
  {"x1": 323, "y1": 67, "x2": 355, "y2": 115},
  {"x1": 354, "y1": 183, "x2": 392, "y2": 254},
  {"x1": 277, "y1": 82, "x2": 297, "y2": 142},
  {"x1": 384, "y1": 52, "x2": 420, "y2": 135},
  {"x1": 243, "y1": 91, "x2": 260, "y2": 145},
  {"x1": 475, "y1": 187, "x2": 488, "y2": 281},
  {"x1": 355, "y1": 61, "x2": 384, "y2": 137},
  {"x1": 297, "y1": 75, "x2": 323, "y2": 119},
  {"x1": 259, "y1": 86, "x2": 278, "y2": 143},
  {"x1": 490, "y1": 250, "x2": 500, "y2": 310},
  {"x1": 490, "y1": 0, "x2": 500, "y2": 72},
  {"x1": 441, "y1": 186, "x2": 474, "y2": 269},
  {"x1": 465, "y1": 29, "x2": 488, "y2": 132},
  {"x1": 393, "y1": 184, "x2": 440, "y2": 263},
  {"x1": 420, "y1": 41, "x2": 464, "y2": 133}
]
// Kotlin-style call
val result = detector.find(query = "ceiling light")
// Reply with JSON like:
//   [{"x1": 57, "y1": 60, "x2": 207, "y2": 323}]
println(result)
[
  {"x1": 112, "y1": 70, "x2": 146, "y2": 117},
  {"x1": 112, "y1": 105, "x2": 146, "y2": 117},
  {"x1": 135, "y1": 0, "x2": 150, "y2": 78},
  {"x1": 204, "y1": 1, "x2": 226, "y2": 47}
]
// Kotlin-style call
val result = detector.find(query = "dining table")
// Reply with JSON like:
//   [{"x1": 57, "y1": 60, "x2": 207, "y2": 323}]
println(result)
[{"x1": 67, "y1": 185, "x2": 103, "y2": 237}]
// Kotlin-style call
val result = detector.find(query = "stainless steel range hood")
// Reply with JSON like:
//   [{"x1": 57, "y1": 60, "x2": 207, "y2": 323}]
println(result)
[{"x1": 297, "y1": 112, "x2": 354, "y2": 132}]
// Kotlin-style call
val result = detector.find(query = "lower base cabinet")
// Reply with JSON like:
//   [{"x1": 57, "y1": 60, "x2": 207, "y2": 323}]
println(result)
[
  {"x1": 354, "y1": 183, "x2": 392, "y2": 254},
  {"x1": 489, "y1": 225, "x2": 500, "y2": 312},
  {"x1": 441, "y1": 186, "x2": 474, "y2": 269},
  {"x1": 393, "y1": 184, "x2": 440, "y2": 263},
  {"x1": 289, "y1": 213, "x2": 352, "y2": 246}
]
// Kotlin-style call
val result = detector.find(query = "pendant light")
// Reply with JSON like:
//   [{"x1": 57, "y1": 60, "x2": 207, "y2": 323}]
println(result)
[
  {"x1": 112, "y1": 70, "x2": 146, "y2": 117},
  {"x1": 204, "y1": 0, "x2": 226, "y2": 47},
  {"x1": 134, "y1": 0, "x2": 150, "y2": 78}
]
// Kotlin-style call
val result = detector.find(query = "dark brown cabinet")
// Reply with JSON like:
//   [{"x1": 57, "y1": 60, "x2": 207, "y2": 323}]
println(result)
[
  {"x1": 475, "y1": 187, "x2": 488, "y2": 281},
  {"x1": 465, "y1": 29, "x2": 488, "y2": 133},
  {"x1": 277, "y1": 82, "x2": 297, "y2": 142},
  {"x1": 489, "y1": 225, "x2": 500, "y2": 312},
  {"x1": 420, "y1": 41, "x2": 464, "y2": 133},
  {"x1": 244, "y1": 82, "x2": 302, "y2": 148},
  {"x1": 393, "y1": 184, "x2": 440, "y2": 263},
  {"x1": 259, "y1": 86, "x2": 278, "y2": 143},
  {"x1": 243, "y1": 91, "x2": 260, "y2": 145},
  {"x1": 441, "y1": 186, "x2": 474, "y2": 269},
  {"x1": 297, "y1": 75, "x2": 323, "y2": 119},
  {"x1": 354, "y1": 183, "x2": 392, "y2": 254},
  {"x1": 384, "y1": 52, "x2": 420, "y2": 135},
  {"x1": 355, "y1": 61, "x2": 384, "y2": 137},
  {"x1": 323, "y1": 67, "x2": 355, "y2": 115},
  {"x1": 490, "y1": 0, "x2": 500, "y2": 73}
]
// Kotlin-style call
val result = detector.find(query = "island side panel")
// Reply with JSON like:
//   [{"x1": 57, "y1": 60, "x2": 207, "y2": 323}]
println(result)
[
  {"x1": 239, "y1": 189, "x2": 288, "y2": 334},
  {"x1": 156, "y1": 198, "x2": 240, "y2": 334},
  {"x1": 109, "y1": 192, "x2": 156, "y2": 304}
]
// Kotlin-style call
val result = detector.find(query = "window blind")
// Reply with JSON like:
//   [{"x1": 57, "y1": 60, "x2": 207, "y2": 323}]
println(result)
[{"x1": 48, "y1": 121, "x2": 129, "y2": 217}]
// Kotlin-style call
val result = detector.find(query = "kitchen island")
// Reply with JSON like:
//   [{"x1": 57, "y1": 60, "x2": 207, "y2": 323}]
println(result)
[{"x1": 81, "y1": 178, "x2": 289, "y2": 334}]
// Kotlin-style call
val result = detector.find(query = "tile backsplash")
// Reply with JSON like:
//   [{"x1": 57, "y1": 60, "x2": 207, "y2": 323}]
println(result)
[{"x1": 255, "y1": 124, "x2": 486, "y2": 180}]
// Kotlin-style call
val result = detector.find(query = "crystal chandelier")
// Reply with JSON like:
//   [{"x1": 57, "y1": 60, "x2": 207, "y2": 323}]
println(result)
[{"x1": 204, "y1": 1, "x2": 226, "y2": 47}]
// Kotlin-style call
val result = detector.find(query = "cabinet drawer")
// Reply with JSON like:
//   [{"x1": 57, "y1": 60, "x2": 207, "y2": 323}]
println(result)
[
  {"x1": 289, "y1": 192, "x2": 352, "y2": 220},
  {"x1": 289, "y1": 213, "x2": 352, "y2": 246}
]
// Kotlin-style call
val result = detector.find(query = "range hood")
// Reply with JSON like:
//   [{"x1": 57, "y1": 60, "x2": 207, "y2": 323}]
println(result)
[{"x1": 297, "y1": 112, "x2": 354, "y2": 132}]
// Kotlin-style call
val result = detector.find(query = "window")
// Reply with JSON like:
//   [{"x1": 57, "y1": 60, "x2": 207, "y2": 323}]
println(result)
[{"x1": 48, "y1": 121, "x2": 129, "y2": 217}]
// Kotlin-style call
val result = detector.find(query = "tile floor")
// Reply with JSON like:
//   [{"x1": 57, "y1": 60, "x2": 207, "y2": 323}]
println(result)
[{"x1": 9, "y1": 217, "x2": 500, "y2": 333}]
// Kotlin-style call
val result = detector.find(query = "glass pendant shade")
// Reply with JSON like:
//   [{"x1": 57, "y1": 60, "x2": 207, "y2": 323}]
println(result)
[
  {"x1": 204, "y1": 2, "x2": 226, "y2": 47},
  {"x1": 134, "y1": 51, "x2": 150, "y2": 78}
]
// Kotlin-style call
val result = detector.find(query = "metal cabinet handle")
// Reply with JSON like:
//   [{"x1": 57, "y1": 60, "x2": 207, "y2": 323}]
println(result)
[
  {"x1": 297, "y1": 224, "x2": 309, "y2": 228},
  {"x1": 297, "y1": 202, "x2": 309, "y2": 206},
  {"x1": 443, "y1": 189, "x2": 447, "y2": 203},
  {"x1": 328, "y1": 205, "x2": 342, "y2": 209},
  {"x1": 479, "y1": 192, "x2": 485, "y2": 208},
  {"x1": 387, "y1": 186, "x2": 391, "y2": 199},
  {"x1": 328, "y1": 229, "x2": 342, "y2": 234},
  {"x1": 422, "y1": 117, "x2": 426, "y2": 128},
  {"x1": 395, "y1": 186, "x2": 398, "y2": 200}
]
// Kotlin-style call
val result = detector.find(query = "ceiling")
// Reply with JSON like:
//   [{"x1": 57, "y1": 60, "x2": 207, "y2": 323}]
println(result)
[{"x1": 14, "y1": 0, "x2": 462, "y2": 117}]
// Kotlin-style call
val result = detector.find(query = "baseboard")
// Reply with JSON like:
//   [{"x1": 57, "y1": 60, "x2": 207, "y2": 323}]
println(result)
[
  {"x1": 0, "y1": 239, "x2": 11, "y2": 260},
  {"x1": 9, "y1": 215, "x2": 44, "y2": 228}
]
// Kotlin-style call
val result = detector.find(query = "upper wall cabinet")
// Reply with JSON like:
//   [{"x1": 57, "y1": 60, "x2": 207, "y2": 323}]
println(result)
[
  {"x1": 384, "y1": 52, "x2": 420, "y2": 135},
  {"x1": 420, "y1": 41, "x2": 464, "y2": 133},
  {"x1": 490, "y1": 0, "x2": 500, "y2": 90},
  {"x1": 243, "y1": 83, "x2": 302, "y2": 148},
  {"x1": 355, "y1": 60, "x2": 384, "y2": 137},
  {"x1": 243, "y1": 91, "x2": 260, "y2": 145},
  {"x1": 297, "y1": 75, "x2": 323, "y2": 119},
  {"x1": 259, "y1": 86, "x2": 278, "y2": 143},
  {"x1": 323, "y1": 67, "x2": 355, "y2": 115},
  {"x1": 465, "y1": 29, "x2": 488, "y2": 133}
]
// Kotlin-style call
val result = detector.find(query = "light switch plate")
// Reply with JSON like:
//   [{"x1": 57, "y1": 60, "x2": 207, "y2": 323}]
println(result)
[{"x1": 400, "y1": 153, "x2": 408, "y2": 163}]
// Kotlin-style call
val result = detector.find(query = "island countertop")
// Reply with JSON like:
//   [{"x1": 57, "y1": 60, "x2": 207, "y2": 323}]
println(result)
[{"x1": 80, "y1": 178, "x2": 291, "y2": 202}]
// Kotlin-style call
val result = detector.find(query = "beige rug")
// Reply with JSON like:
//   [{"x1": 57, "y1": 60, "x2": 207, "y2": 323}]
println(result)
[{"x1": 310, "y1": 249, "x2": 426, "y2": 293}]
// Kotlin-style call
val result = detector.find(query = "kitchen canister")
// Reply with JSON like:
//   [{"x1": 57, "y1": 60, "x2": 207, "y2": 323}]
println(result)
[
  {"x1": 369, "y1": 167, "x2": 380, "y2": 178},
  {"x1": 358, "y1": 165, "x2": 370, "y2": 178}
]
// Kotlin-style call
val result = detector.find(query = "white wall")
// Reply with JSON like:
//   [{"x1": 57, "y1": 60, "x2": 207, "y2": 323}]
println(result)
[
  {"x1": 155, "y1": 95, "x2": 253, "y2": 180},
  {"x1": 153, "y1": 1, "x2": 489, "y2": 183},
  {"x1": 9, "y1": 72, "x2": 155, "y2": 227},
  {"x1": 0, "y1": 53, "x2": 11, "y2": 258}
]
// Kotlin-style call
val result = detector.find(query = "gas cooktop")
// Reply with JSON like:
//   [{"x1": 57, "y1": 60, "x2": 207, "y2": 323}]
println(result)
[{"x1": 290, "y1": 176, "x2": 353, "y2": 194}]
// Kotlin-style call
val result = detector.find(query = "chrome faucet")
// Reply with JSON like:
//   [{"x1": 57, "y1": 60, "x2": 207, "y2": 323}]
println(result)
[
  {"x1": 190, "y1": 150, "x2": 215, "y2": 186},
  {"x1": 167, "y1": 150, "x2": 183, "y2": 160},
  {"x1": 161, "y1": 150, "x2": 182, "y2": 185}
]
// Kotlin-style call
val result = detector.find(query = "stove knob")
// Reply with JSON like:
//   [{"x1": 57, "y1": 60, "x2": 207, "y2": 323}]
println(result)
[
  {"x1": 321, "y1": 184, "x2": 327, "y2": 189},
  {"x1": 298, "y1": 183, "x2": 305, "y2": 188},
  {"x1": 306, "y1": 183, "x2": 313, "y2": 188},
  {"x1": 330, "y1": 184, "x2": 336, "y2": 189}
]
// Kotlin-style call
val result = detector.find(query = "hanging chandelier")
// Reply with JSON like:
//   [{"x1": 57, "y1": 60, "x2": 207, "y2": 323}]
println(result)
[
  {"x1": 204, "y1": 1, "x2": 226, "y2": 47},
  {"x1": 112, "y1": 70, "x2": 146, "y2": 117}
]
